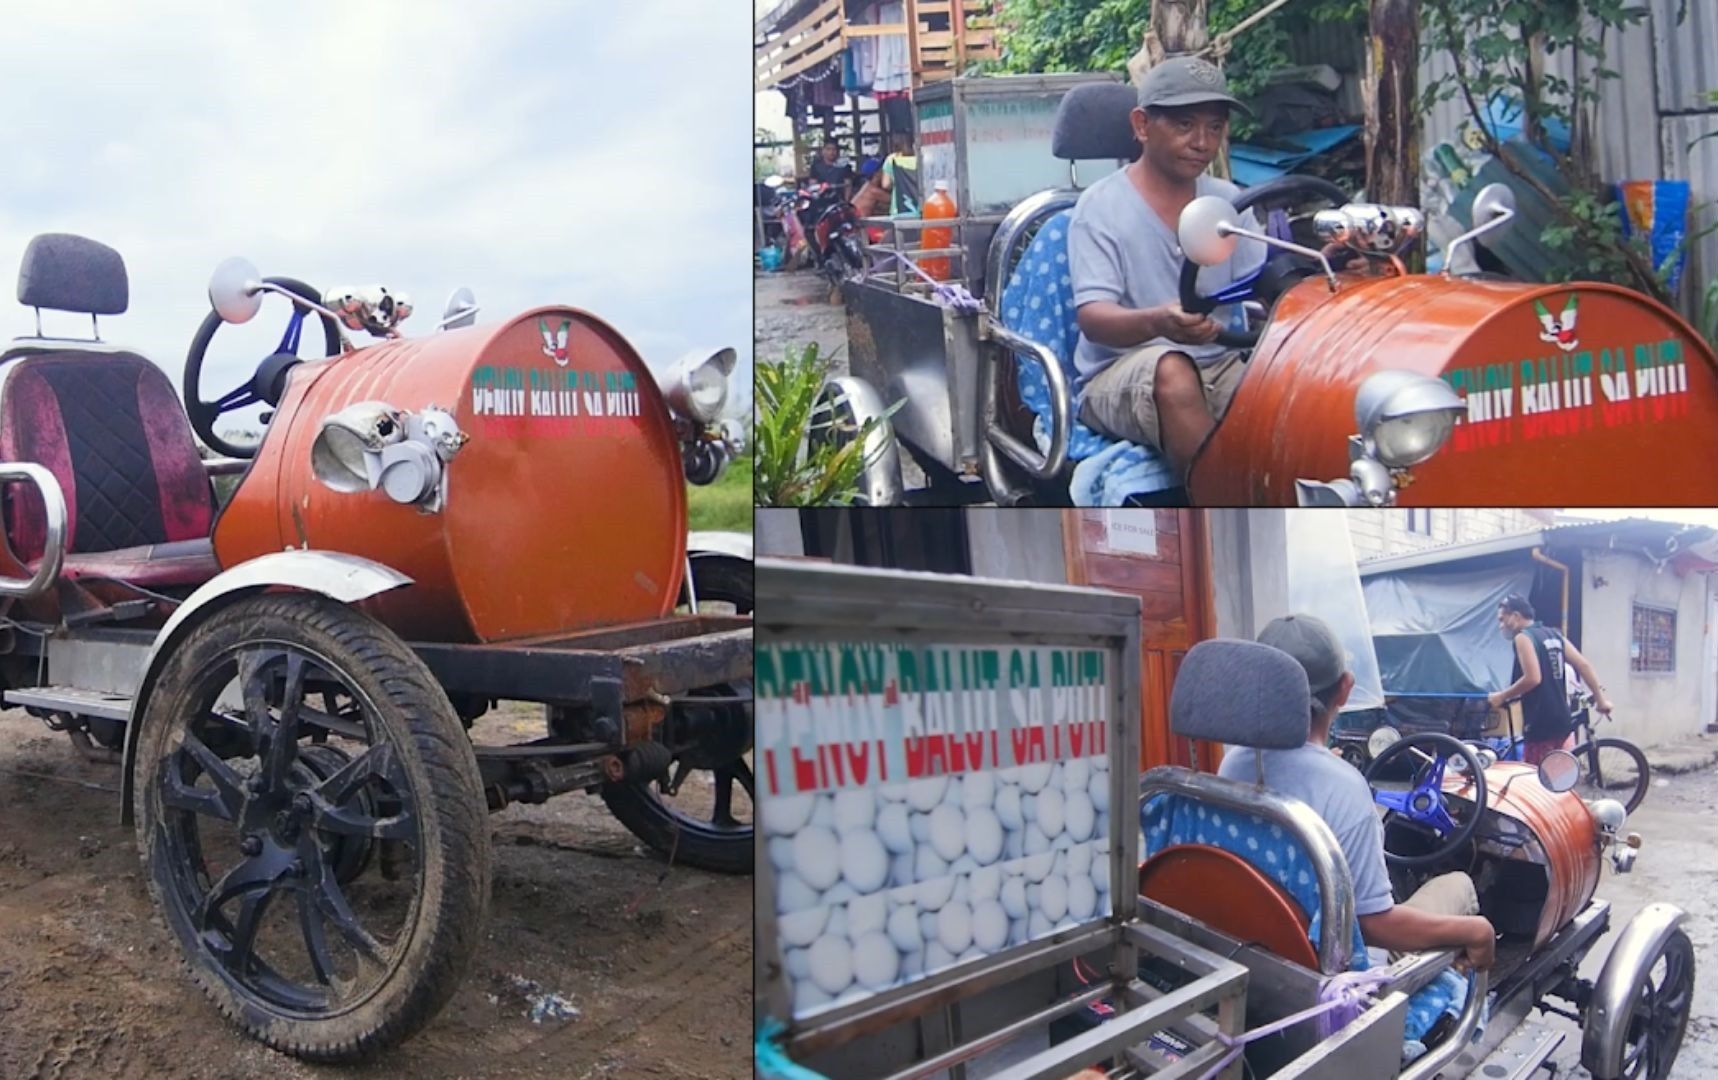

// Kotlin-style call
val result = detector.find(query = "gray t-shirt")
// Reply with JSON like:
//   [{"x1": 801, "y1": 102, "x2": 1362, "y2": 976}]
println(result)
[
  {"x1": 1068, "y1": 168, "x2": 1267, "y2": 388},
  {"x1": 1217, "y1": 741, "x2": 1395, "y2": 917}
]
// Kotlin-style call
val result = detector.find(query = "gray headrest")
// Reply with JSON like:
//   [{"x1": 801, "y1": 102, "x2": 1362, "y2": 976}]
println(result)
[
  {"x1": 17, "y1": 234, "x2": 129, "y2": 315},
  {"x1": 1170, "y1": 639, "x2": 1311, "y2": 749},
  {"x1": 1051, "y1": 81, "x2": 1140, "y2": 162}
]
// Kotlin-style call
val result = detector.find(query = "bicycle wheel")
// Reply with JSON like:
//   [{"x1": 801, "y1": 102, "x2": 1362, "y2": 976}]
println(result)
[{"x1": 1582, "y1": 737, "x2": 1651, "y2": 814}]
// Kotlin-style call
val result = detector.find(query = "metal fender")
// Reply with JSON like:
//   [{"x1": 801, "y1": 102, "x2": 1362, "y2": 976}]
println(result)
[
  {"x1": 687, "y1": 531, "x2": 754, "y2": 563},
  {"x1": 1581, "y1": 901, "x2": 1688, "y2": 1078},
  {"x1": 818, "y1": 376, "x2": 904, "y2": 506},
  {"x1": 118, "y1": 550, "x2": 413, "y2": 822}
]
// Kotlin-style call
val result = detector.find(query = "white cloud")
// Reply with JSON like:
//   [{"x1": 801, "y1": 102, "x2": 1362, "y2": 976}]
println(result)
[{"x1": 0, "y1": 0, "x2": 751, "y2": 415}]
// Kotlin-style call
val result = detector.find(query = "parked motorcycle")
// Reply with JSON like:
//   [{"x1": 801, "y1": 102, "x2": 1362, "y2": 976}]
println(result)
[{"x1": 795, "y1": 180, "x2": 864, "y2": 287}]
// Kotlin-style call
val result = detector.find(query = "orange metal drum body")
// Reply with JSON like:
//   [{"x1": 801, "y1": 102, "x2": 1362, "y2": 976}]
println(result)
[
  {"x1": 1447, "y1": 762, "x2": 1600, "y2": 949},
  {"x1": 214, "y1": 307, "x2": 687, "y2": 643},
  {"x1": 1188, "y1": 274, "x2": 1718, "y2": 504}
]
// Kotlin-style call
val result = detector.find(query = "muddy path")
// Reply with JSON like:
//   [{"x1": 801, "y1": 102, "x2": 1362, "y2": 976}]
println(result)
[{"x1": 0, "y1": 703, "x2": 751, "y2": 1080}]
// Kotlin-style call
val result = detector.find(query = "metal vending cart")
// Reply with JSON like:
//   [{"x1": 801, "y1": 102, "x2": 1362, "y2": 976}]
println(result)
[{"x1": 754, "y1": 559, "x2": 1250, "y2": 1079}]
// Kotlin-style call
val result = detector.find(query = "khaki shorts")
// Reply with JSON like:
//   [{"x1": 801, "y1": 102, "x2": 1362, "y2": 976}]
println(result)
[{"x1": 1078, "y1": 345, "x2": 1247, "y2": 451}]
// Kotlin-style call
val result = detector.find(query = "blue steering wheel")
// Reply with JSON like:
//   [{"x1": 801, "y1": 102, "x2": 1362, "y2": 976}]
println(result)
[{"x1": 1364, "y1": 732, "x2": 1489, "y2": 869}]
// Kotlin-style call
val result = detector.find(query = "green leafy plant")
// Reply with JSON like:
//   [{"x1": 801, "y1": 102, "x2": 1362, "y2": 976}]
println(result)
[{"x1": 755, "y1": 343, "x2": 901, "y2": 507}]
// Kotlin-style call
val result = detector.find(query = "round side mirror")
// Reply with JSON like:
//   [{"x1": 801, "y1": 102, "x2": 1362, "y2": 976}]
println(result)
[
  {"x1": 1178, "y1": 195, "x2": 1242, "y2": 267},
  {"x1": 1472, "y1": 183, "x2": 1517, "y2": 233},
  {"x1": 1367, "y1": 724, "x2": 1402, "y2": 759},
  {"x1": 208, "y1": 256, "x2": 265, "y2": 324},
  {"x1": 1537, "y1": 748, "x2": 1581, "y2": 793},
  {"x1": 441, "y1": 286, "x2": 478, "y2": 330}
]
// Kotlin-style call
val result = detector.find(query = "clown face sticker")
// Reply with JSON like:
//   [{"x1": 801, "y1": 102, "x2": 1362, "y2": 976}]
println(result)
[
  {"x1": 539, "y1": 317, "x2": 571, "y2": 366},
  {"x1": 1535, "y1": 295, "x2": 1579, "y2": 353}
]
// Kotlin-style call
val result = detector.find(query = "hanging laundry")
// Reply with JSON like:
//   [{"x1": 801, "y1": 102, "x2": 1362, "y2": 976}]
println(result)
[
  {"x1": 845, "y1": 2, "x2": 879, "y2": 94},
  {"x1": 873, "y1": 1, "x2": 911, "y2": 94}
]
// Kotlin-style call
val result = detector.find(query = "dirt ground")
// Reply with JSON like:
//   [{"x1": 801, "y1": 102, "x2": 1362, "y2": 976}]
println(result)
[
  {"x1": 0, "y1": 702, "x2": 751, "y2": 1080},
  {"x1": 753, "y1": 270, "x2": 849, "y2": 372}
]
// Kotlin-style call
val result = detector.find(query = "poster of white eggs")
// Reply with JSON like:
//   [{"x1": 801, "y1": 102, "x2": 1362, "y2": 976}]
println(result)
[{"x1": 758, "y1": 640, "x2": 1121, "y2": 1020}]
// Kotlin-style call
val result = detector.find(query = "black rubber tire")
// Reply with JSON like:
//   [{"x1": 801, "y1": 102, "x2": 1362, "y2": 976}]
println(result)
[
  {"x1": 601, "y1": 556, "x2": 754, "y2": 875},
  {"x1": 133, "y1": 594, "x2": 490, "y2": 1062},
  {"x1": 1616, "y1": 927, "x2": 1694, "y2": 1079},
  {"x1": 1586, "y1": 736, "x2": 1652, "y2": 815}
]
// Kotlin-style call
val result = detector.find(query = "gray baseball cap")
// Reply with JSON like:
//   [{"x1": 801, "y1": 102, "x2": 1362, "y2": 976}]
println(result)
[
  {"x1": 1257, "y1": 614, "x2": 1346, "y2": 695},
  {"x1": 1137, "y1": 56, "x2": 1252, "y2": 115}
]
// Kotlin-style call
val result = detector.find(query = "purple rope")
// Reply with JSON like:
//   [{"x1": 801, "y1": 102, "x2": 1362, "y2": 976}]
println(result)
[
  {"x1": 1195, "y1": 967, "x2": 1393, "y2": 1080},
  {"x1": 868, "y1": 251, "x2": 983, "y2": 313}
]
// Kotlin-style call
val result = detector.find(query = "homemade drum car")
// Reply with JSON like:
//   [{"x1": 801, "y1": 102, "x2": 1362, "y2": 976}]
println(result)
[
  {"x1": 829, "y1": 79, "x2": 1718, "y2": 507},
  {"x1": 0, "y1": 234, "x2": 753, "y2": 1060}
]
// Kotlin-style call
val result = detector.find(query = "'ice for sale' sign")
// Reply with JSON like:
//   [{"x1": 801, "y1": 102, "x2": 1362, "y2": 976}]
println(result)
[{"x1": 756, "y1": 642, "x2": 1111, "y2": 799}]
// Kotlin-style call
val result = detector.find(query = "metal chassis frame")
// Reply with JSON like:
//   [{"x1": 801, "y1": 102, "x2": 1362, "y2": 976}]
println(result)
[{"x1": 755, "y1": 559, "x2": 1178, "y2": 1076}]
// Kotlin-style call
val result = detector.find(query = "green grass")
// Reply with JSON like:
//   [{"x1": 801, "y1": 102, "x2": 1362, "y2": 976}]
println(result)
[{"x1": 687, "y1": 456, "x2": 753, "y2": 533}]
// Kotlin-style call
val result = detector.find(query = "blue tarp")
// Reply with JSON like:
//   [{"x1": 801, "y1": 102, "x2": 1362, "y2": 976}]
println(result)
[{"x1": 1230, "y1": 124, "x2": 1363, "y2": 187}]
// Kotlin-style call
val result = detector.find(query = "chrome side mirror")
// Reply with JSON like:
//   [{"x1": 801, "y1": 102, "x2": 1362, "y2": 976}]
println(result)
[
  {"x1": 1537, "y1": 748, "x2": 1581, "y2": 793},
  {"x1": 1442, "y1": 182, "x2": 1517, "y2": 278},
  {"x1": 1178, "y1": 195, "x2": 1338, "y2": 290},
  {"x1": 208, "y1": 257, "x2": 266, "y2": 324},
  {"x1": 439, "y1": 286, "x2": 479, "y2": 330}
]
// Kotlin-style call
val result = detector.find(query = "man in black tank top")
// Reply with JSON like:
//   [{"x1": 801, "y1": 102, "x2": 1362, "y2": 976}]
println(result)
[{"x1": 1486, "y1": 594, "x2": 1614, "y2": 764}]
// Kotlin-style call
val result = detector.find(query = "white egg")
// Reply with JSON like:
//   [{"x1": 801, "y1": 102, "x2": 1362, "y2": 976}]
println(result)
[
  {"x1": 1091, "y1": 857, "x2": 1110, "y2": 895},
  {"x1": 909, "y1": 811, "x2": 932, "y2": 844},
  {"x1": 901, "y1": 949, "x2": 925, "y2": 978},
  {"x1": 965, "y1": 807, "x2": 1004, "y2": 865},
  {"x1": 1051, "y1": 850, "x2": 1068, "y2": 879},
  {"x1": 889, "y1": 853, "x2": 915, "y2": 888},
  {"x1": 833, "y1": 789, "x2": 877, "y2": 832},
  {"x1": 824, "y1": 881, "x2": 857, "y2": 907},
  {"x1": 943, "y1": 776, "x2": 963, "y2": 805},
  {"x1": 929, "y1": 805, "x2": 967, "y2": 862},
  {"x1": 1063, "y1": 758, "x2": 1090, "y2": 790},
  {"x1": 971, "y1": 899, "x2": 1009, "y2": 952},
  {"x1": 950, "y1": 854, "x2": 978, "y2": 878},
  {"x1": 769, "y1": 836, "x2": 795, "y2": 872},
  {"x1": 917, "y1": 873, "x2": 954, "y2": 911},
  {"x1": 1094, "y1": 813, "x2": 1108, "y2": 841},
  {"x1": 879, "y1": 783, "x2": 908, "y2": 802},
  {"x1": 794, "y1": 980, "x2": 832, "y2": 1015},
  {"x1": 786, "y1": 946, "x2": 812, "y2": 979},
  {"x1": 1023, "y1": 852, "x2": 1055, "y2": 883},
  {"x1": 969, "y1": 864, "x2": 1002, "y2": 903},
  {"x1": 811, "y1": 794, "x2": 836, "y2": 830},
  {"x1": 1036, "y1": 788, "x2": 1065, "y2": 837},
  {"x1": 958, "y1": 946, "x2": 985, "y2": 964},
  {"x1": 1001, "y1": 876, "x2": 1028, "y2": 919},
  {"x1": 1019, "y1": 762, "x2": 1053, "y2": 793},
  {"x1": 919, "y1": 911, "x2": 939, "y2": 941},
  {"x1": 826, "y1": 904, "x2": 848, "y2": 940},
  {"x1": 1068, "y1": 875, "x2": 1098, "y2": 921},
  {"x1": 961, "y1": 772, "x2": 996, "y2": 808},
  {"x1": 937, "y1": 901, "x2": 974, "y2": 954},
  {"x1": 925, "y1": 940, "x2": 955, "y2": 973},
  {"x1": 887, "y1": 904, "x2": 922, "y2": 952},
  {"x1": 765, "y1": 792, "x2": 816, "y2": 836},
  {"x1": 1004, "y1": 830, "x2": 1024, "y2": 861},
  {"x1": 840, "y1": 829, "x2": 890, "y2": 893},
  {"x1": 1028, "y1": 910, "x2": 1054, "y2": 940},
  {"x1": 951, "y1": 875, "x2": 967, "y2": 906},
  {"x1": 1040, "y1": 875, "x2": 1068, "y2": 922},
  {"x1": 1050, "y1": 762, "x2": 1064, "y2": 789},
  {"x1": 1065, "y1": 793, "x2": 1095, "y2": 842},
  {"x1": 995, "y1": 784, "x2": 1024, "y2": 831},
  {"x1": 906, "y1": 777, "x2": 949, "y2": 812},
  {"x1": 1092, "y1": 754, "x2": 1109, "y2": 772},
  {"x1": 794, "y1": 826, "x2": 842, "y2": 890},
  {"x1": 914, "y1": 845, "x2": 949, "y2": 887},
  {"x1": 808, "y1": 936, "x2": 854, "y2": 995},
  {"x1": 1021, "y1": 794, "x2": 1038, "y2": 823},
  {"x1": 1068, "y1": 843, "x2": 1093, "y2": 878},
  {"x1": 1052, "y1": 834, "x2": 1074, "y2": 852},
  {"x1": 1088, "y1": 772, "x2": 1110, "y2": 814},
  {"x1": 877, "y1": 804, "x2": 913, "y2": 855},
  {"x1": 848, "y1": 892, "x2": 888, "y2": 937},
  {"x1": 778, "y1": 870, "x2": 819, "y2": 914},
  {"x1": 852, "y1": 932, "x2": 901, "y2": 989},
  {"x1": 1009, "y1": 917, "x2": 1028, "y2": 945},
  {"x1": 779, "y1": 906, "x2": 829, "y2": 948},
  {"x1": 999, "y1": 766, "x2": 1022, "y2": 784},
  {"x1": 1023, "y1": 824, "x2": 1050, "y2": 855}
]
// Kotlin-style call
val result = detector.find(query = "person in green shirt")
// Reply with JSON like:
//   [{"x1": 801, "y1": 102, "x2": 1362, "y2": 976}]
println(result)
[{"x1": 879, "y1": 132, "x2": 920, "y2": 217}]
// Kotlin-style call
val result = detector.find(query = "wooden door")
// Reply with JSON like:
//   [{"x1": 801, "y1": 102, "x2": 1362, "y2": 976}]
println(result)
[{"x1": 1062, "y1": 509, "x2": 1219, "y2": 773}]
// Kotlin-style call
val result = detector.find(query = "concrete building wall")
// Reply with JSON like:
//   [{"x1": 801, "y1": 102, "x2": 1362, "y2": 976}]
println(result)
[
  {"x1": 965, "y1": 509, "x2": 1068, "y2": 584},
  {"x1": 1346, "y1": 508, "x2": 1550, "y2": 561},
  {"x1": 1578, "y1": 550, "x2": 1711, "y2": 748},
  {"x1": 756, "y1": 508, "x2": 805, "y2": 557}
]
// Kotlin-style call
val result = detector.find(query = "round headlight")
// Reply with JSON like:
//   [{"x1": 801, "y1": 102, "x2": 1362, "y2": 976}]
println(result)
[
  {"x1": 683, "y1": 359, "x2": 728, "y2": 422},
  {"x1": 1587, "y1": 797, "x2": 1627, "y2": 833},
  {"x1": 1354, "y1": 370, "x2": 1467, "y2": 468},
  {"x1": 1368, "y1": 725, "x2": 1402, "y2": 759}
]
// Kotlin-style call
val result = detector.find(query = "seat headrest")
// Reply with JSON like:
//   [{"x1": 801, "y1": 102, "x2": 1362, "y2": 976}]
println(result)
[
  {"x1": 1170, "y1": 639, "x2": 1311, "y2": 750},
  {"x1": 1052, "y1": 81, "x2": 1141, "y2": 162},
  {"x1": 17, "y1": 234, "x2": 129, "y2": 315}
]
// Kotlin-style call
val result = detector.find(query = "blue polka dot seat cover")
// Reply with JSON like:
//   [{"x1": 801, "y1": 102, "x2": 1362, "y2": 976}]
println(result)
[
  {"x1": 998, "y1": 210, "x2": 1179, "y2": 505},
  {"x1": 1141, "y1": 792, "x2": 1469, "y2": 1052}
]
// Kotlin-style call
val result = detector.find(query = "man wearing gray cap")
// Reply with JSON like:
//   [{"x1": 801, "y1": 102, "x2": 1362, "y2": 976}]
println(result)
[
  {"x1": 1219, "y1": 613, "x2": 1496, "y2": 970},
  {"x1": 1067, "y1": 56, "x2": 1267, "y2": 478}
]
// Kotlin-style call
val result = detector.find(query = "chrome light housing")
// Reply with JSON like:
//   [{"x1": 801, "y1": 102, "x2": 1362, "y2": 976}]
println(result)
[
  {"x1": 311, "y1": 402, "x2": 467, "y2": 511},
  {"x1": 663, "y1": 347, "x2": 737, "y2": 423},
  {"x1": 1368, "y1": 725, "x2": 1402, "y2": 760},
  {"x1": 1355, "y1": 369, "x2": 1467, "y2": 468}
]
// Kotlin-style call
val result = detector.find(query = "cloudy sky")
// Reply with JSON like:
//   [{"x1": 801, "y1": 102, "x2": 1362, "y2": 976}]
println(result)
[{"x1": 0, "y1": 1, "x2": 751, "y2": 417}]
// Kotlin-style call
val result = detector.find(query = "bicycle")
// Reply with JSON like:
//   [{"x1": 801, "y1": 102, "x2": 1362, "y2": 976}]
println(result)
[{"x1": 1481, "y1": 695, "x2": 1651, "y2": 813}]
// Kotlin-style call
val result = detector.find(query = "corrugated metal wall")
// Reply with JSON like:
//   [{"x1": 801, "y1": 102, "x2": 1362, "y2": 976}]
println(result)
[{"x1": 1652, "y1": 0, "x2": 1718, "y2": 113}]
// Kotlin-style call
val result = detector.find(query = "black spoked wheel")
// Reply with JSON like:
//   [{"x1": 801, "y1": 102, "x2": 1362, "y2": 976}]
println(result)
[
  {"x1": 1617, "y1": 928, "x2": 1694, "y2": 1079},
  {"x1": 134, "y1": 594, "x2": 489, "y2": 1061},
  {"x1": 599, "y1": 556, "x2": 754, "y2": 875},
  {"x1": 1583, "y1": 737, "x2": 1651, "y2": 814}
]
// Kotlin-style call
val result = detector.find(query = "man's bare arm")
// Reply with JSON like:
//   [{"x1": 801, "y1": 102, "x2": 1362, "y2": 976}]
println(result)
[
  {"x1": 1359, "y1": 906, "x2": 1496, "y2": 970},
  {"x1": 1488, "y1": 633, "x2": 1540, "y2": 708},
  {"x1": 1076, "y1": 301, "x2": 1219, "y2": 349},
  {"x1": 1564, "y1": 641, "x2": 1613, "y2": 713}
]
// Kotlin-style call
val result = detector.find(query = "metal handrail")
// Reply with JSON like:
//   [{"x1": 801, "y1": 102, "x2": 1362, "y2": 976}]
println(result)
[
  {"x1": 983, "y1": 320, "x2": 1071, "y2": 480},
  {"x1": 1399, "y1": 968, "x2": 1489, "y2": 1080},
  {"x1": 983, "y1": 188, "x2": 1080, "y2": 319},
  {"x1": 1139, "y1": 766, "x2": 1356, "y2": 974},
  {"x1": 0, "y1": 462, "x2": 67, "y2": 598}
]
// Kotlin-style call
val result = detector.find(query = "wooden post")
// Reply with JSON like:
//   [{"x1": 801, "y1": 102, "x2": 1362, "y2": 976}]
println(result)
[
  {"x1": 1150, "y1": 0, "x2": 1210, "y2": 54},
  {"x1": 1364, "y1": 0, "x2": 1420, "y2": 209}
]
